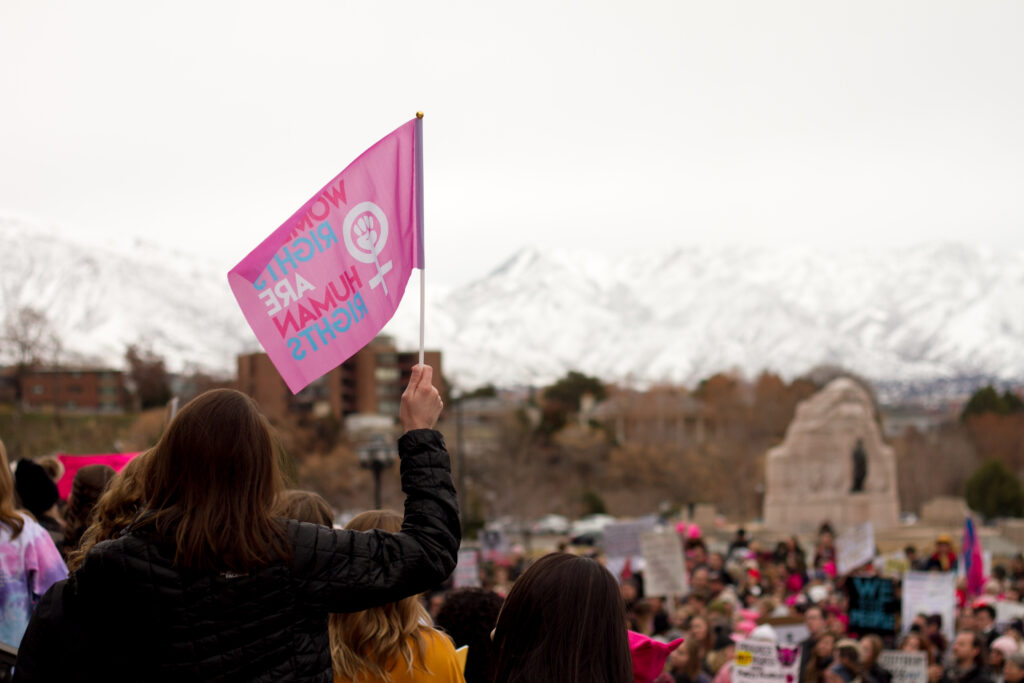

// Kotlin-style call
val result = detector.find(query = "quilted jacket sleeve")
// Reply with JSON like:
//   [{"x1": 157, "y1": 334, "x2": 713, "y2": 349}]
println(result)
[{"x1": 290, "y1": 428, "x2": 460, "y2": 612}]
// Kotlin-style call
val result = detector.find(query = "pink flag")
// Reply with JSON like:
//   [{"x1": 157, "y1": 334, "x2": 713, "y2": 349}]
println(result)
[
  {"x1": 228, "y1": 118, "x2": 424, "y2": 393},
  {"x1": 963, "y1": 516, "x2": 985, "y2": 597}
]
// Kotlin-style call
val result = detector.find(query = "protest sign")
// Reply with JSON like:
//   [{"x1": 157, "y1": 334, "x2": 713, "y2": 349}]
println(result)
[
  {"x1": 902, "y1": 571, "x2": 956, "y2": 643},
  {"x1": 732, "y1": 638, "x2": 801, "y2": 683},
  {"x1": 878, "y1": 651, "x2": 928, "y2": 683},
  {"x1": 847, "y1": 576, "x2": 898, "y2": 634},
  {"x1": 996, "y1": 601, "x2": 1024, "y2": 628},
  {"x1": 478, "y1": 528, "x2": 508, "y2": 561},
  {"x1": 602, "y1": 518, "x2": 659, "y2": 559},
  {"x1": 640, "y1": 530, "x2": 688, "y2": 597},
  {"x1": 453, "y1": 549, "x2": 481, "y2": 588},
  {"x1": 56, "y1": 452, "x2": 142, "y2": 500},
  {"x1": 229, "y1": 118, "x2": 425, "y2": 393},
  {"x1": 836, "y1": 522, "x2": 875, "y2": 575},
  {"x1": 760, "y1": 617, "x2": 809, "y2": 649},
  {"x1": 875, "y1": 551, "x2": 911, "y2": 578}
]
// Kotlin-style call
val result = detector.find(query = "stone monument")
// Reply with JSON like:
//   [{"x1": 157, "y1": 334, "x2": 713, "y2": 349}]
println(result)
[{"x1": 763, "y1": 378, "x2": 900, "y2": 533}]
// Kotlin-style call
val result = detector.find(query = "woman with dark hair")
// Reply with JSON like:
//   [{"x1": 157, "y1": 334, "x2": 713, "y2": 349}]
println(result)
[
  {"x1": 0, "y1": 440, "x2": 67, "y2": 649},
  {"x1": 331, "y1": 509, "x2": 465, "y2": 683},
  {"x1": 64, "y1": 450, "x2": 151, "y2": 572},
  {"x1": 491, "y1": 552, "x2": 633, "y2": 683},
  {"x1": 435, "y1": 587, "x2": 504, "y2": 683},
  {"x1": 16, "y1": 365, "x2": 460, "y2": 683},
  {"x1": 59, "y1": 464, "x2": 116, "y2": 559}
]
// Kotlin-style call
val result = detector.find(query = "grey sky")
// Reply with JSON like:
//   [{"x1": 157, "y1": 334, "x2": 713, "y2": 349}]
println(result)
[{"x1": 2, "y1": 0, "x2": 1021, "y2": 287}]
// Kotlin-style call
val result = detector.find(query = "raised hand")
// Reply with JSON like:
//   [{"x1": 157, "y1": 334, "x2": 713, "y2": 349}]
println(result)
[{"x1": 400, "y1": 364, "x2": 444, "y2": 432}]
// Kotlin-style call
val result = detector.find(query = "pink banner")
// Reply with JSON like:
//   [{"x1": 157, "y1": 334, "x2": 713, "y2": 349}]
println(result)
[
  {"x1": 229, "y1": 118, "x2": 424, "y2": 393},
  {"x1": 56, "y1": 452, "x2": 142, "y2": 499}
]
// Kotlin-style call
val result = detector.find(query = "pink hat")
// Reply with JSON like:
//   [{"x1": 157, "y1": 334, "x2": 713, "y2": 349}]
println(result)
[
  {"x1": 676, "y1": 522, "x2": 689, "y2": 536},
  {"x1": 992, "y1": 636, "x2": 1020, "y2": 657},
  {"x1": 628, "y1": 631, "x2": 684, "y2": 683},
  {"x1": 688, "y1": 524, "x2": 703, "y2": 540}
]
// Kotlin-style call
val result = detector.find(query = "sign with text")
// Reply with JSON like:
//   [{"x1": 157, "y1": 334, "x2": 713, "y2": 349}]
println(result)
[
  {"x1": 878, "y1": 651, "x2": 928, "y2": 683},
  {"x1": 901, "y1": 571, "x2": 956, "y2": 643},
  {"x1": 847, "y1": 576, "x2": 899, "y2": 634},
  {"x1": 836, "y1": 522, "x2": 876, "y2": 575},
  {"x1": 732, "y1": 638, "x2": 801, "y2": 683},
  {"x1": 602, "y1": 518, "x2": 659, "y2": 559},
  {"x1": 640, "y1": 530, "x2": 688, "y2": 597},
  {"x1": 453, "y1": 549, "x2": 481, "y2": 588},
  {"x1": 995, "y1": 601, "x2": 1024, "y2": 628}
]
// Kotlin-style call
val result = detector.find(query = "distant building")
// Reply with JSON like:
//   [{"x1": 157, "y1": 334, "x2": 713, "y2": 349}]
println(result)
[
  {"x1": 237, "y1": 336, "x2": 444, "y2": 425},
  {"x1": 589, "y1": 386, "x2": 714, "y2": 446},
  {"x1": 879, "y1": 404, "x2": 954, "y2": 438},
  {"x1": 17, "y1": 367, "x2": 129, "y2": 412}
]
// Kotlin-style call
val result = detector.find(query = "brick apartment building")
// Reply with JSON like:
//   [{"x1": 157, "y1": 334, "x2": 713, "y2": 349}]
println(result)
[
  {"x1": 14, "y1": 367, "x2": 129, "y2": 412},
  {"x1": 237, "y1": 336, "x2": 444, "y2": 424}
]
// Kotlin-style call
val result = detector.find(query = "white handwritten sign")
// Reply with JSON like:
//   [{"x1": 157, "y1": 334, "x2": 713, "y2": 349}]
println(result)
[
  {"x1": 901, "y1": 571, "x2": 956, "y2": 643},
  {"x1": 732, "y1": 639, "x2": 800, "y2": 683},
  {"x1": 453, "y1": 549, "x2": 480, "y2": 588},
  {"x1": 837, "y1": 522, "x2": 875, "y2": 575},
  {"x1": 878, "y1": 651, "x2": 927, "y2": 683},
  {"x1": 641, "y1": 530, "x2": 688, "y2": 597}
]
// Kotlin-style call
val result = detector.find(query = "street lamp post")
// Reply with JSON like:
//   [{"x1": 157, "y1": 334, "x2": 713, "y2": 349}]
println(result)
[{"x1": 357, "y1": 433, "x2": 397, "y2": 510}]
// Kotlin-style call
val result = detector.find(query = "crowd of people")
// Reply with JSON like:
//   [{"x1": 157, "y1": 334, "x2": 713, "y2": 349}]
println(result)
[{"x1": 2, "y1": 364, "x2": 1024, "y2": 682}]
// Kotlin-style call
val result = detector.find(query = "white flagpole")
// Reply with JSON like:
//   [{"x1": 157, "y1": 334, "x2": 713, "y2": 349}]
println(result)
[
  {"x1": 416, "y1": 111, "x2": 426, "y2": 367},
  {"x1": 419, "y1": 268, "x2": 425, "y2": 366}
]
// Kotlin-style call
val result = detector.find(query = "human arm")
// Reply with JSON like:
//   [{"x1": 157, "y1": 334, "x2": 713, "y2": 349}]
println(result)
[{"x1": 291, "y1": 365, "x2": 459, "y2": 611}]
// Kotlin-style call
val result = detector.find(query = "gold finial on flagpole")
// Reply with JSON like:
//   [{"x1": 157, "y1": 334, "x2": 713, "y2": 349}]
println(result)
[{"x1": 416, "y1": 111, "x2": 424, "y2": 119}]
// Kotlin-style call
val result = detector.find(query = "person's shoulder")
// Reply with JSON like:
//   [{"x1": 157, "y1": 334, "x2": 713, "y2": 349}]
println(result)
[
  {"x1": 411, "y1": 628, "x2": 465, "y2": 681},
  {"x1": 424, "y1": 626, "x2": 456, "y2": 645}
]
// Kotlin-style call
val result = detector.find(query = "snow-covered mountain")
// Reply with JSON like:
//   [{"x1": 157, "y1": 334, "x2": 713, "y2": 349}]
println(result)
[{"x1": 3, "y1": 216, "x2": 1023, "y2": 398}]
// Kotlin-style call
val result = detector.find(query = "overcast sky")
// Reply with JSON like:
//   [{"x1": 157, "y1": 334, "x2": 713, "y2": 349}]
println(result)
[{"x1": 2, "y1": 0, "x2": 1021, "y2": 287}]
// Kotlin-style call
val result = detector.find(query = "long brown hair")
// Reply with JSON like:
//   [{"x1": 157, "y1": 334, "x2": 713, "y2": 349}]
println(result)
[
  {"x1": 134, "y1": 389, "x2": 288, "y2": 571},
  {"x1": 330, "y1": 509, "x2": 432, "y2": 682},
  {"x1": 0, "y1": 439, "x2": 25, "y2": 539},
  {"x1": 66, "y1": 451, "x2": 152, "y2": 571},
  {"x1": 492, "y1": 552, "x2": 633, "y2": 683}
]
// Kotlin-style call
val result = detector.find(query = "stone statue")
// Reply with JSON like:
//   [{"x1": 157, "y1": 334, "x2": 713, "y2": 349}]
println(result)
[
  {"x1": 851, "y1": 438, "x2": 867, "y2": 493},
  {"x1": 763, "y1": 378, "x2": 900, "y2": 532}
]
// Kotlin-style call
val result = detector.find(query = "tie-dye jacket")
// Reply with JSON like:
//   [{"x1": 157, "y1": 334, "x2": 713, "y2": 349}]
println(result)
[{"x1": 0, "y1": 513, "x2": 68, "y2": 647}]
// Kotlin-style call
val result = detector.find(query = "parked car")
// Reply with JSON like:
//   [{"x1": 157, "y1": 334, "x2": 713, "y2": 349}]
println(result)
[{"x1": 531, "y1": 514, "x2": 571, "y2": 535}]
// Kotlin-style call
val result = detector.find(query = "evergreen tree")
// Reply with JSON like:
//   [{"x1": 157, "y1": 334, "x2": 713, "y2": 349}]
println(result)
[{"x1": 965, "y1": 460, "x2": 1024, "y2": 520}]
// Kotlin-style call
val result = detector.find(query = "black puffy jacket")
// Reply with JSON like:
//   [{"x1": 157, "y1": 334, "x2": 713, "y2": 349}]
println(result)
[{"x1": 14, "y1": 429, "x2": 460, "y2": 683}]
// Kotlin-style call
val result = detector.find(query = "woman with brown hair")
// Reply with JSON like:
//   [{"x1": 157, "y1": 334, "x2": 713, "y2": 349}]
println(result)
[
  {"x1": 59, "y1": 463, "x2": 117, "y2": 560},
  {"x1": 64, "y1": 451, "x2": 151, "y2": 571},
  {"x1": 16, "y1": 364, "x2": 460, "y2": 683},
  {"x1": 0, "y1": 440, "x2": 67, "y2": 649},
  {"x1": 331, "y1": 509, "x2": 465, "y2": 683},
  {"x1": 490, "y1": 552, "x2": 633, "y2": 683}
]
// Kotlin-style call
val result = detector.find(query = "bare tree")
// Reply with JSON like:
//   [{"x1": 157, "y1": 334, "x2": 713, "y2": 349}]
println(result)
[{"x1": 1, "y1": 306, "x2": 59, "y2": 409}]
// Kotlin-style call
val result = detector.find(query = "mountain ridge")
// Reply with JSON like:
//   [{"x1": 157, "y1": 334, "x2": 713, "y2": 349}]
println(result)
[{"x1": 2, "y1": 216, "x2": 1022, "y2": 401}]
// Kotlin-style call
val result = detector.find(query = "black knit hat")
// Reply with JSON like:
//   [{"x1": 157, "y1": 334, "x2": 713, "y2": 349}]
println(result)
[{"x1": 14, "y1": 458, "x2": 59, "y2": 517}]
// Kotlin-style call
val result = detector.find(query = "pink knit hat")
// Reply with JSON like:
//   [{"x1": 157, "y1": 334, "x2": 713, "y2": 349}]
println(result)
[{"x1": 628, "y1": 631, "x2": 684, "y2": 683}]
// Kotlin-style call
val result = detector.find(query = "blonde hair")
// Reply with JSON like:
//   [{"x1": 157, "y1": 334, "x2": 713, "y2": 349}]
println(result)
[
  {"x1": 0, "y1": 439, "x2": 25, "y2": 539},
  {"x1": 330, "y1": 509, "x2": 431, "y2": 682}
]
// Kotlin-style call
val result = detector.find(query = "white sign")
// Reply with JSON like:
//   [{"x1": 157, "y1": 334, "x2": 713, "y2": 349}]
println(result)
[
  {"x1": 996, "y1": 601, "x2": 1024, "y2": 628},
  {"x1": 901, "y1": 571, "x2": 956, "y2": 643},
  {"x1": 837, "y1": 522, "x2": 876, "y2": 575},
  {"x1": 453, "y1": 549, "x2": 480, "y2": 588},
  {"x1": 641, "y1": 530, "x2": 688, "y2": 597},
  {"x1": 772, "y1": 624, "x2": 809, "y2": 649},
  {"x1": 878, "y1": 651, "x2": 928, "y2": 683},
  {"x1": 732, "y1": 638, "x2": 801, "y2": 683},
  {"x1": 602, "y1": 518, "x2": 658, "y2": 559}
]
